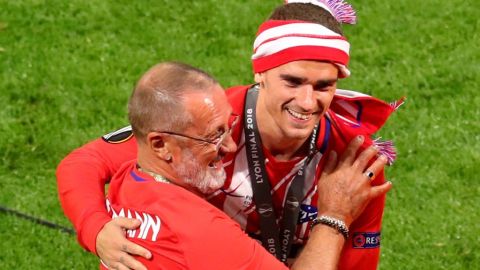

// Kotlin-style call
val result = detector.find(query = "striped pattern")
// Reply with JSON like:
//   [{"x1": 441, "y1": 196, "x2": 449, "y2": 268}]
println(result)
[{"x1": 252, "y1": 20, "x2": 351, "y2": 77}]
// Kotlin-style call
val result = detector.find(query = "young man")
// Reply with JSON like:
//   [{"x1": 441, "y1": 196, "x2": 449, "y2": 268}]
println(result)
[
  {"x1": 57, "y1": 1, "x2": 402, "y2": 269},
  {"x1": 100, "y1": 61, "x2": 390, "y2": 270}
]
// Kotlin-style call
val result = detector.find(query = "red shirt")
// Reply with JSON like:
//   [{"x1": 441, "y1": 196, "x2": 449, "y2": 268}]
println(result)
[
  {"x1": 100, "y1": 161, "x2": 286, "y2": 270},
  {"x1": 57, "y1": 85, "x2": 401, "y2": 270}
]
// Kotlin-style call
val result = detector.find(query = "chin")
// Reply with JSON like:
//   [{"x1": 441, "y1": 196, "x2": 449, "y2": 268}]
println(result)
[
  {"x1": 196, "y1": 168, "x2": 226, "y2": 194},
  {"x1": 284, "y1": 126, "x2": 316, "y2": 141}
]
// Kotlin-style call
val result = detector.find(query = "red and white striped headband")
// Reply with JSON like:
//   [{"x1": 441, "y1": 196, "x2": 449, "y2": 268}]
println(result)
[{"x1": 251, "y1": 0, "x2": 356, "y2": 78}]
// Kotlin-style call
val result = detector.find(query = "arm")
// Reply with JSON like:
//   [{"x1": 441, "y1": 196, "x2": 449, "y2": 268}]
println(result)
[
  {"x1": 57, "y1": 130, "x2": 151, "y2": 269},
  {"x1": 292, "y1": 136, "x2": 392, "y2": 270},
  {"x1": 57, "y1": 136, "x2": 136, "y2": 251},
  {"x1": 337, "y1": 173, "x2": 387, "y2": 270}
]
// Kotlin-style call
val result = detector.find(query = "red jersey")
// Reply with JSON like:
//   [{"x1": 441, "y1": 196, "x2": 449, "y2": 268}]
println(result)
[
  {"x1": 57, "y1": 85, "x2": 402, "y2": 270},
  {"x1": 100, "y1": 161, "x2": 286, "y2": 270}
]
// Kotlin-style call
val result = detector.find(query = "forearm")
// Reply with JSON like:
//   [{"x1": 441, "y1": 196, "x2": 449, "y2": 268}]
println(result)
[
  {"x1": 338, "y1": 187, "x2": 386, "y2": 269},
  {"x1": 57, "y1": 145, "x2": 113, "y2": 252},
  {"x1": 292, "y1": 225, "x2": 345, "y2": 270},
  {"x1": 57, "y1": 136, "x2": 137, "y2": 252}
]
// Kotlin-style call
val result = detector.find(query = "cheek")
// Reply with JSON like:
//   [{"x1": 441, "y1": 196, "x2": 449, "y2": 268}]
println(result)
[
  {"x1": 268, "y1": 88, "x2": 295, "y2": 105},
  {"x1": 195, "y1": 148, "x2": 217, "y2": 163},
  {"x1": 316, "y1": 92, "x2": 335, "y2": 108}
]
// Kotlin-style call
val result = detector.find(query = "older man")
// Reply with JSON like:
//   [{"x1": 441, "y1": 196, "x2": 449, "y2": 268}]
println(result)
[
  {"x1": 57, "y1": 1, "x2": 401, "y2": 269},
  {"x1": 97, "y1": 61, "x2": 390, "y2": 269}
]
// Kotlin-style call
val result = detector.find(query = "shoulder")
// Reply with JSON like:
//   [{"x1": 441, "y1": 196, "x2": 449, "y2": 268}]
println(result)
[
  {"x1": 225, "y1": 84, "x2": 251, "y2": 97},
  {"x1": 330, "y1": 89, "x2": 401, "y2": 135},
  {"x1": 225, "y1": 85, "x2": 254, "y2": 114},
  {"x1": 326, "y1": 89, "x2": 404, "y2": 163},
  {"x1": 101, "y1": 125, "x2": 134, "y2": 144}
]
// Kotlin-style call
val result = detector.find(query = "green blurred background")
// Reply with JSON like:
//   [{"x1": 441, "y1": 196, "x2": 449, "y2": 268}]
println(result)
[{"x1": 0, "y1": 0, "x2": 478, "y2": 268}]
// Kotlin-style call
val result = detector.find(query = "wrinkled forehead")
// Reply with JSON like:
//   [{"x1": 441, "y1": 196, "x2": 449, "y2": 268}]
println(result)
[{"x1": 183, "y1": 88, "x2": 231, "y2": 132}]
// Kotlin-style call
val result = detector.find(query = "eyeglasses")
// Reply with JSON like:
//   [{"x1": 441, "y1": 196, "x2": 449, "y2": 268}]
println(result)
[{"x1": 156, "y1": 114, "x2": 239, "y2": 151}]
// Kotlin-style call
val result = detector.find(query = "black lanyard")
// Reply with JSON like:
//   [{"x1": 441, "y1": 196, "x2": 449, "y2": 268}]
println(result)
[{"x1": 243, "y1": 85, "x2": 319, "y2": 262}]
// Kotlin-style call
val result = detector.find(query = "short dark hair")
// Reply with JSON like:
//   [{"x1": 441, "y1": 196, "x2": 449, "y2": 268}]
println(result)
[
  {"x1": 268, "y1": 3, "x2": 343, "y2": 35},
  {"x1": 128, "y1": 61, "x2": 219, "y2": 141}
]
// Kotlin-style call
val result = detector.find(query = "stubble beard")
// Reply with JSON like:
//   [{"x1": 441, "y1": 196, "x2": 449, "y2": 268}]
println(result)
[{"x1": 175, "y1": 149, "x2": 226, "y2": 194}]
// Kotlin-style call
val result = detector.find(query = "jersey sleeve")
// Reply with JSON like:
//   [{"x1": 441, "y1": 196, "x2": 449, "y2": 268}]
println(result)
[
  {"x1": 337, "y1": 172, "x2": 386, "y2": 270},
  {"x1": 56, "y1": 128, "x2": 137, "y2": 253},
  {"x1": 327, "y1": 91, "x2": 402, "y2": 269}
]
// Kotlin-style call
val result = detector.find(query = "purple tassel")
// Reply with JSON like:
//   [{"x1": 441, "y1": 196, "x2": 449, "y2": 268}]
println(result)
[
  {"x1": 389, "y1": 97, "x2": 406, "y2": 111},
  {"x1": 373, "y1": 138, "x2": 397, "y2": 165},
  {"x1": 286, "y1": 0, "x2": 357, "y2": 24},
  {"x1": 321, "y1": 0, "x2": 357, "y2": 24}
]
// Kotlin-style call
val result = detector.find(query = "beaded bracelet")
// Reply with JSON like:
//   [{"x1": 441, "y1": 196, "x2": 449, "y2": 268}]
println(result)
[{"x1": 311, "y1": 215, "x2": 349, "y2": 239}]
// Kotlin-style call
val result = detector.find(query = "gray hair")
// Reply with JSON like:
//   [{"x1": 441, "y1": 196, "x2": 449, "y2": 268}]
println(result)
[{"x1": 128, "y1": 61, "x2": 219, "y2": 142}]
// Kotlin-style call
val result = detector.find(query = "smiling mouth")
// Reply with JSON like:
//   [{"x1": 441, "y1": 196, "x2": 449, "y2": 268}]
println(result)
[
  {"x1": 286, "y1": 108, "x2": 313, "y2": 121},
  {"x1": 208, "y1": 156, "x2": 224, "y2": 169}
]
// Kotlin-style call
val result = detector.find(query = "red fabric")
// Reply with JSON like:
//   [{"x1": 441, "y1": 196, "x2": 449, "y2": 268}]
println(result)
[
  {"x1": 252, "y1": 46, "x2": 349, "y2": 74},
  {"x1": 100, "y1": 161, "x2": 287, "y2": 270},
  {"x1": 56, "y1": 136, "x2": 137, "y2": 253},
  {"x1": 252, "y1": 20, "x2": 350, "y2": 75},
  {"x1": 57, "y1": 85, "x2": 399, "y2": 269},
  {"x1": 255, "y1": 20, "x2": 308, "y2": 35}
]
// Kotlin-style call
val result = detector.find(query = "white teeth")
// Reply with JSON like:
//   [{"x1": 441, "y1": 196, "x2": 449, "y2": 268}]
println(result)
[
  {"x1": 287, "y1": 108, "x2": 311, "y2": 120},
  {"x1": 209, "y1": 161, "x2": 222, "y2": 169}
]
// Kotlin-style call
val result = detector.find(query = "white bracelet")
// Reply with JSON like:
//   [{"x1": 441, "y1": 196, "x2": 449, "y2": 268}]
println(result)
[{"x1": 311, "y1": 215, "x2": 349, "y2": 239}]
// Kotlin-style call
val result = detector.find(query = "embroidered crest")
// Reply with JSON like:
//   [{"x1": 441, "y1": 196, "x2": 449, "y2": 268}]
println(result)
[{"x1": 352, "y1": 232, "x2": 381, "y2": 249}]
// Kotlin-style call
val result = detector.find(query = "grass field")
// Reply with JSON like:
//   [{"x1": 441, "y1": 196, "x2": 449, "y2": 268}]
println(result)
[{"x1": 0, "y1": 0, "x2": 479, "y2": 269}]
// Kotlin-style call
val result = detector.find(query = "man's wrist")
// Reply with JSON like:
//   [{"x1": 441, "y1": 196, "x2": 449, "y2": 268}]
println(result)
[{"x1": 311, "y1": 215, "x2": 349, "y2": 239}]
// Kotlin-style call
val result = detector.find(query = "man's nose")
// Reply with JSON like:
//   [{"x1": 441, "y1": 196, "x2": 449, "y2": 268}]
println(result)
[
  {"x1": 219, "y1": 133, "x2": 237, "y2": 154},
  {"x1": 296, "y1": 86, "x2": 316, "y2": 111}
]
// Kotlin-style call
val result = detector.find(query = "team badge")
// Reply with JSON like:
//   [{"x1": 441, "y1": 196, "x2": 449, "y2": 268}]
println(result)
[
  {"x1": 102, "y1": 125, "x2": 133, "y2": 144},
  {"x1": 352, "y1": 232, "x2": 381, "y2": 249}
]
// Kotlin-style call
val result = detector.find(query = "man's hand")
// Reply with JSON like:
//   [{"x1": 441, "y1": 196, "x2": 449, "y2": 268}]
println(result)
[
  {"x1": 317, "y1": 135, "x2": 393, "y2": 227},
  {"x1": 97, "y1": 217, "x2": 152, "y2": 270}
]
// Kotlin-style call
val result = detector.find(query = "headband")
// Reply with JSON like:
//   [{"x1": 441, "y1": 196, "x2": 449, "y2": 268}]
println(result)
[{"x1": 251, "y1": 0, "x2": 356, "y2": 78}]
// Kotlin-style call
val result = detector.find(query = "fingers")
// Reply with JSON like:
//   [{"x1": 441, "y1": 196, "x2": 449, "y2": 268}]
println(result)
[
  {"x1": 109, "y1": 262, "x2": 131, "y2": 270},
  {"x1": 355, "y1": 144, "x2": 380, "y2": 170},
  {"x1": 115, "y1": 253, "x2": 149, "y2": 270},
  {"x1": 120, "y1": 240, "x2": 152, "y2": 260},
  {"x1": 362, "y1": 155, "x2": 388, "y2": 181},
  {"x1": 338, "y1": 135, "x2": 364, "y2": 166},
  {"x1": 96, "y1": 218, "x2": 151, "y2": 270},
  {"x1": 111, "y1": 217, "x2": 142, "y2": 230},
  {"x1": 321, "y1": 151, "x2": 337, "y2": 175},
  {"x1": 104, "y1": 244, "x2": 150, "y2": 270},
  {"x1": 370, "y1": 181, "x2": 393, "y2": 199}
]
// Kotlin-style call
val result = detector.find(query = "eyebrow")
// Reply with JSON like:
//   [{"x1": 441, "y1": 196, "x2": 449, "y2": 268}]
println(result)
[
  {"x1": 204, "y1": 111, "x2": 234, "y2": 139},
  {"x1": 280, "y1": 74, "x2": 337, "y2": 87}
]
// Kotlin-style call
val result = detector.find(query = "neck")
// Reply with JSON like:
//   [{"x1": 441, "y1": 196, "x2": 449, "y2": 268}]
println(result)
[
  {"x1": 137, "y1": 155, "x2": 177, "y2": 182},
  {"x1": 260, "y1": 130, "x2": 310, "y2": 161},
  {"x1": 137, "y1": 165, "x2": 172, "y2": 184},
  {"x1": 137, "y1": 153, "x2": 205, "y2": 198}
]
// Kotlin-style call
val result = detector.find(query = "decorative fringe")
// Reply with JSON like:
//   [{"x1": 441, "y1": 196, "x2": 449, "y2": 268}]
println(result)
[
  {"x1": 286, "y1": 0, "x2": 357, "y2": 24},
  {"x1": 373, "y1": 138, "x2": 397, "y2": 165},
  {"x1": 323, "y1": 0, "x2": 357, "y2": 24},
  {"x1": 390, "y1": 97, "x2": 406, "y2": 111}
]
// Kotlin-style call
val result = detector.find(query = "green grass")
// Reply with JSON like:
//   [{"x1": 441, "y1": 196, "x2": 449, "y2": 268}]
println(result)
[{"x1": 0, "y1": 0, "x2": 478, "y2": 269}]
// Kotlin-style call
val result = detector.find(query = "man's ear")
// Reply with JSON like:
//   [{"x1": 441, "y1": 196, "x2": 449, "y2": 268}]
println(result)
[
  {"x1": 254, "y1": 73, "x2": 263, "y2": 84},
  {"x1": 147, "y1": 132, "x2": 172, "y2": 162}
]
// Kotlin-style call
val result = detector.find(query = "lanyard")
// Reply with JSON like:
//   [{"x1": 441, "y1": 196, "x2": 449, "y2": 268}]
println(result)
[{"x1": 243, "y1": 85, "x2": 319, "y2": 262}]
